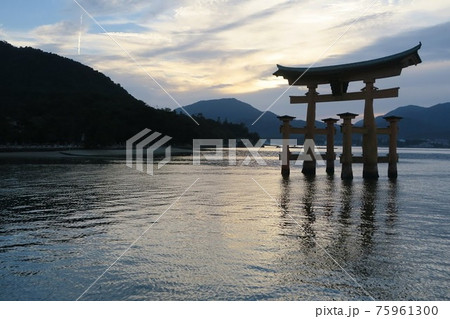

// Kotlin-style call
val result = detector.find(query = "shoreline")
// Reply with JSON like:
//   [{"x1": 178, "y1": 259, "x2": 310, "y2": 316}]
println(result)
[{"x1": 0, "y1": 148, "x2": 193, "y2": 163}]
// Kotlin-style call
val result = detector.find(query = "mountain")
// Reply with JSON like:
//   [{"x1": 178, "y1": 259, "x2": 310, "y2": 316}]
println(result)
[
  {"x1": 355, "y1": 102, "x2": 450, "y2": 146},
  {"x1": 0, "y1": 41, "x2": 258, "y2": 147},
  {"x1": 4, "y1": 41, "x2": 446, "y2": 148},
  {"x1": 382, "y1": 103, "x2": 450, "y2": 139},
  {"x1": 178, "y1": 97, "x2": 450, "y2": 147},
  {"x1": 176, "y1": 98, "x2": 327, "y2": 140}
]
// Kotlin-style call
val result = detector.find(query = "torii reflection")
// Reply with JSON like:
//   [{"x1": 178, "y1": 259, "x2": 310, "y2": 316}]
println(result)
[
  {"x1": 385, "y1": 179, "x2": 399, "y2": 228},
  {"x1": 277, "y1": 175, "x2": 399, "y2": 263}
]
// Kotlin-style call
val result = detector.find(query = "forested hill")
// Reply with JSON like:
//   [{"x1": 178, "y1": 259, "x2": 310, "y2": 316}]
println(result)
[{"x1": 0, "y1": 41, "x2": 258, "y2": 147}]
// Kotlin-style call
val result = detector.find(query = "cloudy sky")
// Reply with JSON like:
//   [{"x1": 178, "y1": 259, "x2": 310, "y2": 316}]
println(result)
[{"x1": 1, "y1": 0, "x2": 449, "y2": 121}]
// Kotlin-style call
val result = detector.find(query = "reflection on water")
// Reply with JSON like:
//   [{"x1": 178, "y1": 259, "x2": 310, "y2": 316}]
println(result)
[
  {"x1": 360, "y1": 180, "x2": 378, "y2": 254},
  {"x1": 340, "y1": 180, "x2": 353, "y2": 226},
  {"x1": 0, "y1": 150, "x2": 449, "y2": 300},
  {"x1": 385, "y1": 180, "x2": 398, "y2": 228},
  {"x1": 274, "y1": 170, "x2": 447, "y2": 301},
  {"x1": 278, "y1": 176, "x2": 395, "y2": 257},
  {"x1": 279, "y1": 176, "x2": 290, "y2": 214},
  {"x1": 323, "y1": 176, "x2": 335, "y2": 217}
]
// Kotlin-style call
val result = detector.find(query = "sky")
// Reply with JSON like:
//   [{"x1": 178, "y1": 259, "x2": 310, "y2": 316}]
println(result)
[{"x1": 1, "y1": 0, "x2": 449, "y2": 121}]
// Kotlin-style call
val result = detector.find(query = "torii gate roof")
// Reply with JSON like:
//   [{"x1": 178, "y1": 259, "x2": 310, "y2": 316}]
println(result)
[{"x1": 273, "y1": 43, "x2": 422, "y2": 86}]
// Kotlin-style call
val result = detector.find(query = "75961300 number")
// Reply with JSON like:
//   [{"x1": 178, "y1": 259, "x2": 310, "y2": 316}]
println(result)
[{"x1": 376, "y1": 305, "x2": 438, "y2": 316}]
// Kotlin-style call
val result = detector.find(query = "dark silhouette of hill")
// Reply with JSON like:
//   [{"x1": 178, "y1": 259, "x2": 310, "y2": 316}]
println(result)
[
  {"x1": 355, "y1": 102, "x2": 450, "y2": 144},
  {"x1": 0, "y1": 41, "x2": 258, "y2": 147},
  {"x1": 176, "y1": 98, "x2": 326, "y2": 139}
]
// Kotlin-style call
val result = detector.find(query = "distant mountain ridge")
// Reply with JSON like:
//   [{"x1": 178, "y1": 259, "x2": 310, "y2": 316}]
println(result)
[
  {"x1": 382, "y1": 102, "x2": 450, "y2": 139},
  {"x1": 178, "y1": 98, "x2": 262, "y2": 123},
  {"x1": 178, "y1": 98, "x2": 450, "y2": 146},
  {"x1": 3, "y1": 41, "x2": 448, "y2": 148},
  {"x1": 177, "y1": 98, "x2": 326, "y2": 139},
  {"x1": 355, "y1": 102, "x2": 450, "y2": 146}
]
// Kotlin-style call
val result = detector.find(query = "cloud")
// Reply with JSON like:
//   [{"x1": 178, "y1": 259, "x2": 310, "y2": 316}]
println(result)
[
  {"x1": 74, "y1": 0, "x2": 169, "y2": 16},
  {"x1": 2, "y1": 0, "x2": 449, "y2": 113},
  {"x1": 196, "y1": 0, "x2": 297, "y2": 35},
  {"x1": 328, "y1": 11, "x2": 394, "y2": 30},
  {"x1": 34, "y1": 21, "x2": 80, "y2": 38},
  {"x1": 323, "y1": 21, "x2": 450, "y2": 64},
  {"x1": 72, "y1": 0, "x2": 450, "y2": 111}
]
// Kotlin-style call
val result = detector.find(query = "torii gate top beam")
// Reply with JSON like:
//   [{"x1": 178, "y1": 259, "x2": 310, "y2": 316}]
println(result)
[{"x1": 273, "y1": 43, "x2": 422, "y2": 95}]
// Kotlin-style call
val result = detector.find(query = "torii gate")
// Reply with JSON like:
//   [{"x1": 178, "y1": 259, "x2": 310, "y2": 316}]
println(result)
[{"x1": 274, "y1": 43, "x2": 422, "y2": 179}]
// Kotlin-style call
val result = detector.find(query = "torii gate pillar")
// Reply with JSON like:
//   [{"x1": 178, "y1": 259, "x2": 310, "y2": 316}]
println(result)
[
  {"x1": 338, "y1": 112, "x2": 358, "y2": 180},
  {"x1": 302, "y1": 84, "x2": 318, "y2": 176},
  {"x1": 384, "y1": 116, "x2": 402, "y2": 179},
  {"x1": 362, "y1": 80, "x2": 379, "y2": 179},
  {"x1": 322, "y1": 118, "x2": 339, "y2": 175},
  {"x1": 278, "y1": 115, "x2": 296, "y2": 177}
]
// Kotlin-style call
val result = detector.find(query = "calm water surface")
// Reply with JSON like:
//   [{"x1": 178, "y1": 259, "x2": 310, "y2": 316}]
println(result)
[{"x1": 0, "y1": 148, "x2": 449, "y2": 300}]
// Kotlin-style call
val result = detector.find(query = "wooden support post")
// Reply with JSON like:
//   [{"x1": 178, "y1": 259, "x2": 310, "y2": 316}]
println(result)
[
  {"x1": 384, "y1": 116, "x2": 402, "y2": 179},
  {"x1": 302, "y1": 84, "x2": 318, "y2": 176},
  {"x1": 322, "y1": 118, "x2": 339, "y2": 175},
  {"x1": 362, "y1": 80, "x2": 379, "y2": 179},
  {"x1": 338, "y1": 112, "x2": 358, "y2": 180},
  {"x1": 278, "y1": 115, "x2": 296, "y2": 177}
]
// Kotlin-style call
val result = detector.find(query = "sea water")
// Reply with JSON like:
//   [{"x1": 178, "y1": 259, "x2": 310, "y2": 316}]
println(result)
[{"x1": 0, "y1": 148, "x2": 449, "y2": 300}]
